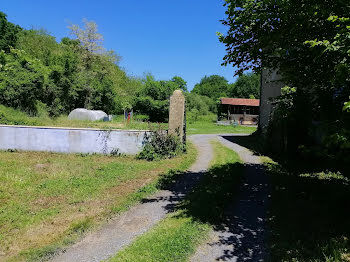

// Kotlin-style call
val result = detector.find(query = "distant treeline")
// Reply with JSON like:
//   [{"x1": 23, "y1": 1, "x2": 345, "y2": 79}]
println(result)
[{"x1": 0, "y1": 11, "x2": 259, "y2": 122}]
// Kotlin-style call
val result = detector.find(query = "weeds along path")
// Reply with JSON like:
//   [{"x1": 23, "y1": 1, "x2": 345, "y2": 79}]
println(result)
[
  {"x1": 50, "y1": 135, "x2": 215, "y2": 262},
  {"x1": 191, "y1": 134, "x2": 270, "y2": 262}
]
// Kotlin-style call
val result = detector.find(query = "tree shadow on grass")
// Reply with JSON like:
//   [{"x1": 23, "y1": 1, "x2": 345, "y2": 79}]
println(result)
[
  {"x1": 266, "y1": 165, "x2": 350, "y2": 261},
  {"x1": 223, "y1": 134, "x2": 350, "y2": 261}
]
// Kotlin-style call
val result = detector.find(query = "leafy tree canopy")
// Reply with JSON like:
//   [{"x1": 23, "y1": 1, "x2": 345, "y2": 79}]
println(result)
[
  {"x1": 0, "y1": 11, "x2": 22, "y2": 52},
  {"x1": 219, "y1": 0, "x2": 349, "y2": 120},
  {"x1": 0, "y1": 14, "x2": 137, "y2": 116},
  {"x1": 231, "y1": 73, "x2": 260, "y2": 99},
  {"x1": 133, "y1": 74, "x2": 187, "y2": 122},
  {"x1": 171, "y1": 76, "x2": 188, "y2": 92},
  {"x1": 219, "y1": 0, "x2": 350, "y2": 163},
  {"x1": 192, "y1": 75, "x2": 229, "y2": 100}
]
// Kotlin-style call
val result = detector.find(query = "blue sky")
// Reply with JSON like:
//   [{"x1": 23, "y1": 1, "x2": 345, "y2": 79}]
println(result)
[{"x1": 2, "y1": 0, "x2": 237, "y2": 90}]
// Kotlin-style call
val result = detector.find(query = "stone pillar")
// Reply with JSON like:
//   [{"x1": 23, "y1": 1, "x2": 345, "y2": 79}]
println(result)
[{"x1": 168, "y1": 90, "x2": 185, "y2": 142}]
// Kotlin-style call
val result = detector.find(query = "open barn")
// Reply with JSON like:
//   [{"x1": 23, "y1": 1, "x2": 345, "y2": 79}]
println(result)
[{"x1": 218, "y1": 98, "x2": 260, "y2": 125}]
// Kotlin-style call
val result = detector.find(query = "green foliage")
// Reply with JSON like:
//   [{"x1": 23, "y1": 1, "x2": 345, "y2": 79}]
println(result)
[
  {"x1": 137, "y1": 129, "x2": 185, "y2": 161},
  {"x1": 192, "y1": 75, "x2": 229, "y2": 100},
  {"x1": 0, "y1": 11, "x2": 22, "y2": 52},
  {"x1": 0, "y1": 14, "x2": 141, "y2": 117},
  {"x1": 171, "y1": 76, "x2": 188, "y2": 92},
  {"x1": 220, "y1": 0, "x2": 350, "y2": 163},
  {"x1": 186, "y1": 93, "x2": 216, "y2": 115},
  {"x1": 0, "y1": 13, "x2": 191, "y2": 123},
  {"x1": 134, "y1": 96, "x2": 169, "y2": 123},
  {"x1": 344, "y1": 99, "x2": 350, "y2": 112},
  {"x1": 133, "y1": 75, "x2": 186, "y2": 122},
  {"x1": 323, "y1": 128, "x2": 350, "y2": 166},
  {"x1": 230, "y1": 73, "x2": 260, "y2": 99},
  {"x1": 0, "y1": 49, "x2": 47, "y2": 114},
  {"x1": 189, "y1": 73, "x2": 260, "y2": 123}
]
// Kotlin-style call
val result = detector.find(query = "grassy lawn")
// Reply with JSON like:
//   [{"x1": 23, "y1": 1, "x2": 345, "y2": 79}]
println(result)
[
  {"x1": 262, "y1": 158, "x2": 350, "y2": 261},
  {"x1": 0, "y1": 145, "x2": 196, "y2": 262},
  {"x1": 109, "y1": 139, "x2": 244, "y2": 262},
  {"x1": 187, "y1": 120, "x2": 257, "y2": 135}
]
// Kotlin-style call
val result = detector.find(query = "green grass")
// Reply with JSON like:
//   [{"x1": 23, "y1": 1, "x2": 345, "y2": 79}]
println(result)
[
  {"x1": 187, "y1": 120, "x2": 257, "y2": 135},
  {"x1": 0, "y1": 143, "x2": 197, "y2": 262},
  {"x1": 109, "y1": 139, "x2": 244, "y2": 262},
  {"x1": 110, "y1": 216, "x2": 209, "y2": 262},
  {"x1": 262, "y1": 158, "x2": 350, "y2": 262}
]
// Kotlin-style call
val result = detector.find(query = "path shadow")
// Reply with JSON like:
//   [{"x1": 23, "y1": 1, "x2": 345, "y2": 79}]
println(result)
[
  {"x1": 212, "y1": 164, "x2": 269, "y2": 261},
  {"x1": 140, "y1": 137, "x2": 269, "y2": 261},
  {"x1": 222, "y1": 134, "x2": 265, "y2": 155},
  {"x1": 140, "y1": 169, "x2": 206, "y2": 211}
]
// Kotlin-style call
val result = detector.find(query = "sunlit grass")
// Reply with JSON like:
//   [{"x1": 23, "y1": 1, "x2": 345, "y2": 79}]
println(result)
[
  {"x1": 187, "y1": 120, "x2": 256, "y2": 135},
  {"x1": 0, "y1": 143, "x2": 196, "y2": 262}
]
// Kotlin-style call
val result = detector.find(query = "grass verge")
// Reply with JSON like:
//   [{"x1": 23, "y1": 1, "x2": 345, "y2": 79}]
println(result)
[
  {"x1": 0, "y1": 143, "x2": 196, "y2": 262},
  {"x1": 109, "y1": 139, "x2": 244, "y2": 262}
]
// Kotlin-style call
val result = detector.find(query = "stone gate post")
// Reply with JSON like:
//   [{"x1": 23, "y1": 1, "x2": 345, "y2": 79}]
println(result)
[{"x1": 168, "y1": 90, "x2": 186, "y2": 143}]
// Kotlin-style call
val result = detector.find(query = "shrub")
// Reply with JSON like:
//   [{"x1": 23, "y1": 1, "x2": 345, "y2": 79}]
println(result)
[{"x1": 137, "y1": 128, "x2": 185, "y2": 161}]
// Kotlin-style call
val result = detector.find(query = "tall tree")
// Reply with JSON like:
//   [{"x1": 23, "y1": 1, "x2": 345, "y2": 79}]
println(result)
[
  {"x1": 171, "y1": 76, "x2": 188, "y2": 92},
  {"x1": 231, "y1": 73, "x2": 260, "y2": 99},
  {"x1": 219, "y1": 0, "x2": 350, "y2": 158},
  {"x1": 68, "y1": 18, "x2": 104, "y2": 54},
  {"x1": 0, "y1": 11, "x2": 22, "y2": 52},
  {"x1": 192, "y1": 75, "x2": 229, "y2": 100}
]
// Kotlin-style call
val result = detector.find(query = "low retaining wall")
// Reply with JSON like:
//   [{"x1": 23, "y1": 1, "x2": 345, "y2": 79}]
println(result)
[{"x1": 0, "y1": 125, "x2": 148, "y2": 155}]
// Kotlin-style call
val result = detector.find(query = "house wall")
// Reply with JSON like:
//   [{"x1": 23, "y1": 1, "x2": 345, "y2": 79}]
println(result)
[
  {"x1": 259, "y1": 68, "x2": 285, "y2": 130},
  {"x1": 0, "y1": 125, "x2": 147, "y2": 155}
]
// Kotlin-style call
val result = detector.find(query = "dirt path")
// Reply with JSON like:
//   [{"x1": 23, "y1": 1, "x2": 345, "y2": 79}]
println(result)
[
  {"x1": 191, "y1": 135, "x2": 269, "y2": 262},
  {"x1": 50, "y1": 134, "x2": 215, "y2": 262}
]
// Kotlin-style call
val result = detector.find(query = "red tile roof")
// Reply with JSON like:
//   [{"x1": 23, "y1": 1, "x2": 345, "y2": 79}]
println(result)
[{"x1": 220, "y1": 98, "x2": 260, "y2": 107}]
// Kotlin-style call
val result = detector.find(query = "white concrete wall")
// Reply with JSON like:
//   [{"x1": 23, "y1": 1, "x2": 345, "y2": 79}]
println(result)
[{"x1": 0, "y1": 125, "x2": 148, "y2": 155}]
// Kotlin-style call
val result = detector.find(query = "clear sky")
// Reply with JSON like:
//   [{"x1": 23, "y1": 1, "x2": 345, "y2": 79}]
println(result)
[{"x1": 1, "y1": 0, "x2": 237, "y2": 90}]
